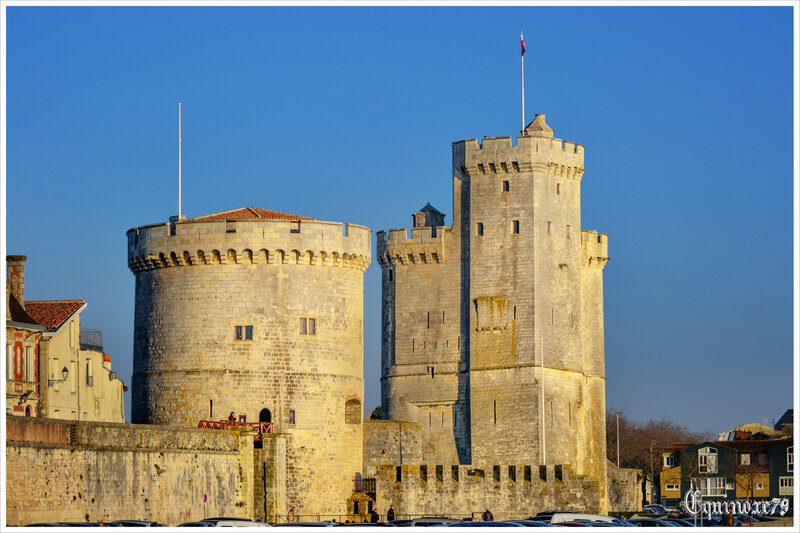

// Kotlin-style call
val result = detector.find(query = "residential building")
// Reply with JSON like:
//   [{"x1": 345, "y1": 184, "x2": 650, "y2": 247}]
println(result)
[
  {"x1": 5, "y1": 255, "x2": 126, "y2": 422},
  {"x1": 660, "y1": 438, "x2": 793, "y2": 506},
  {"x1": 6, "y1": 255, "x2": 46, "y2": 416}
]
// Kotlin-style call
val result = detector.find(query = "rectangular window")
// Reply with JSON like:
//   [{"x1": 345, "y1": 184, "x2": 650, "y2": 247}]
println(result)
[
  {"x1": 788, "y1": 446, "x2": 793, "y2": 472},
  {"x1": 70, "y1": 361, "x2": 77, "y2": 392},
  {"x1": 756, "y1": 482, "x2": 764, "y2": 490},
  {"x1": 700, "y1": 477, "x2": 726, "y2": 496},
  {"x1": 664, "y1": 455, "x2": 675, "y2": 468},
  {"x1": 24, "y1": 346, "x2": 34, "y2": 382},
  {"x1": 513, "y1": 220, "x2": 520, "y2": 234},
  {"x1": 299, "y1": 318, "x2": 317, "y2": 335},
  {"x1": 665, "y1": 483, "x2": 679, "y2": 491},
  {"x1": 477, "y1": 222, "x2": 484, "y2": 236},
  {"x1": 741, "y1": 453, "x2": 750, "y2": 465},
  {"x1": 235, "y1": 325, "x2": 254, "y2": 340},
  {"x1": 427, "y1": 312, "x2": 430, "y2": 328},
  {"x1": 493, "y1": 465, "x2": 501, "y2": 482},
  {"x1": 779, "y1": 477, "x2": 793, "y2": 495},
  {"x1": 288, "y1": 409, "x2": 296, "y2": 425},
  {"x1": 566, "y1": 225, "x2": 571, "y2": 239},
  {"x1": 547, "y1": 221, "x2": 552, "y2": 235},
  {"x1": 699, "y1": 447, "x2": 718, "y2": 473},
  {"x1": 436, "y1": 465, "x2": 443, "y2": 482},
  {"x1": 420, "y1": 465, "x2": 427, "y2": 482},
  {"x1": 85, "y1": 358, "x2": 93, "y2": 386},
  {"x1": 502, "y1": 180, "x2": 509, "y2": 192},
  {"x1": 6, "y1": 344, "x2": 13, "y2": 378},
  {"x1": 557, "y1": 183, "x2": 561, "y2": 195},
  {"x1": 396, "y1": 466, "x2": 402, "y2": 483},
  {"x1": 509, "y1": 465, "x2": 516, "y2": 483},
  {"x1": 493, "y1": 400, "x2": 497, "y2": 425}
]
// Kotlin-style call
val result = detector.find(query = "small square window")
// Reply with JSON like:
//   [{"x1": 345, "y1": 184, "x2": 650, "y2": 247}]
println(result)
[
  {"x1": 235, "y1": 325, "x2": 253, "y2": 341},
  {"x1": 300, "y1": 317, "x2": 317, "y2": 335},
  {"x1": 502, "y1": 180, "x2": 509, "y2": 192}
]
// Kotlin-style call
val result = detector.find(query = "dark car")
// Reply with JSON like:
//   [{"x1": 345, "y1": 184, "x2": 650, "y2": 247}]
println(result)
[
  {"x1": 110, "y1": 520, "x2": 165, "y2": 527},
  {"x1": 177, "y1": 522, "x2": 214, "y2": 527},
  {"x1": 447, "y1": 522, "x2": 525, "y2": 527},
  {"x1": 508, "y1": 521, "x2": 556, "y2": 527},
  {"x1": 627, "y1": 518, "x2": 680, "y2": 527}
]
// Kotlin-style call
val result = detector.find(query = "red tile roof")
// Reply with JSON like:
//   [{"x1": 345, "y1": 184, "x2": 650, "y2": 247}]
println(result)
[
  {"x1": 25, "y1": 300, "x2": 85, "y2": 330},
  {"x1": 187, "y1": 207, "x2": 315, "y2": 222}
]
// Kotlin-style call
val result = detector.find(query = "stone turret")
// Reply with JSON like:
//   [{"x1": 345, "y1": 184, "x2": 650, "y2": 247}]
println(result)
[
  {"x1": 127, "y1": 207, "x2": 371, "y2": 518},
  {"x1": 378, "y1": 115, "x2": 610, "y2": 512}
]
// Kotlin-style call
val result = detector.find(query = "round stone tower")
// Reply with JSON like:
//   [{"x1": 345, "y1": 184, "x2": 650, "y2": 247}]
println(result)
[{"x1": 127, "y1": 207, "x2": 371, "y2": 516}]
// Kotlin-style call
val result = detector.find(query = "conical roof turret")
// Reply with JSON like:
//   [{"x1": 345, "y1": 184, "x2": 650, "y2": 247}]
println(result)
[{"x1": 524, "y1": 114, "x2": 554, "y2": 138}]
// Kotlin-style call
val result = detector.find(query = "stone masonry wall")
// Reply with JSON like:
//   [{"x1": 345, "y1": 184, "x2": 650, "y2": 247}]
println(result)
[
  {"x1": 5, "y1": 416, "x2": 254, "y2": 526},
  {"x1": 363, "y1": 420, "x2": 423, "y2": 477},
  {"x1": 127, "y1": 217, "x2": 370, "y2": 517},
  {"x1": 375, "y1": 463, "x2": 601, "y2": 520}
]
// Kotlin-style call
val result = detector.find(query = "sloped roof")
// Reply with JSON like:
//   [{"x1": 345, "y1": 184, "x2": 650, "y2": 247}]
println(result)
[
  {"x1": 416, "y1": 202, "x2": 444, "y2": 216},
  {"x1": 25, "y1": 300, "x2": 85, "y2": 330},
  {"x1": 715, "y1": 439, "x2": 791, "y2": 453},
  {"x1": 664, "y1": 442, "x2": 695, "y2": 452},
  {"x1": 7, "y1": 293, "x2": 42, "y2": 328},
  {"x1": 187, "y1": 207, "x2": 315, "y2": 222}
]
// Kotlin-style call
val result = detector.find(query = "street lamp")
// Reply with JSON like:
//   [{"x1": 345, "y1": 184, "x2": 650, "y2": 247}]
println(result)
[{"x1": 48, "y1": 366, "x2": 69, "y2": 386}]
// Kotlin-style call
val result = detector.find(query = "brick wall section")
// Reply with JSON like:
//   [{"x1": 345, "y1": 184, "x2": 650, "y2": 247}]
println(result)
[{"x1": 5, "y1": 416, "x2": 254, "y2": 526}]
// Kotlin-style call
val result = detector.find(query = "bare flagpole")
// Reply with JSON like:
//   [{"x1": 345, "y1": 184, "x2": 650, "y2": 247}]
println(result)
[
  {"x1": 521, "y1": 29, "x2": 526, "y2": 133},
  {"x1": 178, "y1": 102, "x2": 183, "y2": 219}
]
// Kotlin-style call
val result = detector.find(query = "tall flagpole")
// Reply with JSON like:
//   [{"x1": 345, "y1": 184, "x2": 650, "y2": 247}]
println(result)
[
  {"x1": 521, "y1": 29, "x2": 526, "y2": 133},
  {"x1": 178, "y1": 102, "x2": 183, "y2": 219}
]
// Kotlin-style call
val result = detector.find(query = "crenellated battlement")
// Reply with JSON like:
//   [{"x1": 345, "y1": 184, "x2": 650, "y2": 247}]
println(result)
[
  {"x1": 127, "y1": 218, "x2": 371, "y2": 274},
  {"x1": 452, "y1": 116, "x2": 585, "y2": 180},
  {"x1": 376, "y1": 226, "x2": 453, "y2": 267},
  {"x1": 581, "y1": 230, "x2": 609, "y2": 268}
]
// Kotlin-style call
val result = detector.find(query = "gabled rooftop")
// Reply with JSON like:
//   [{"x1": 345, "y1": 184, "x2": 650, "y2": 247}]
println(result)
[
  {"x1": 25, "y1": 300, "x2": 86, "y2": 330},
  {"x1": 187, "y1": 207, "x2": 315, "y2": 222},
  {"x1": 6, "y1": 293, "x2": 43, "y2": 329}
]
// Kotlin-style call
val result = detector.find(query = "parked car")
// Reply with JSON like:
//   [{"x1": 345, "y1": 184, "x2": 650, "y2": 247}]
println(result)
[
  {"x1": 530, "y1": 512, "x2": 616, "y2": 524},
  {"x1": 627, "y1": 518, "x2": 680, "y2": 527},
  {"x1": 110, "y1": 520, "x2": 166, "y2": 527},
  {"x1": 408, "y1": 518, "x2": 461, "y2": 527},
  {"x1": 177, "y1": 522, "x2": 215, "y2": 527},
  {"x1": 507, "y1": 521, "x2": 556, "y2": 527},
  {"x1": 273, "y1": 523, "x2": 336, "y2": 527},
  {"x1": 642, "y1": 505, "x2": 678, "y2": 516},
  {"x1": 447, "y1": 522, "x2": 525, "y2": 527}
]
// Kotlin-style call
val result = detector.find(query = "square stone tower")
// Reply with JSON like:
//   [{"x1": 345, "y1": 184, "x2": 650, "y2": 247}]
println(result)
[{"x1": 377, "y1": 115, "x2": 609, "y2": 494}]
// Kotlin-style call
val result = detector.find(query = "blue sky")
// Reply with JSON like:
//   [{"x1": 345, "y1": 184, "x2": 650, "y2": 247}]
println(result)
[{"x1": 3, "y1": 3, "x2": 797, "y2": 434}]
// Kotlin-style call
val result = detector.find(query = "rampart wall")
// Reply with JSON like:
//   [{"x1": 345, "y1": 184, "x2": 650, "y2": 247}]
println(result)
[
  {"x1": 375, "y1": 463, "x2": 601, "y2": 519},
  {"x1": 5, "y1": 416, "x2": 254, "y2": 526}
]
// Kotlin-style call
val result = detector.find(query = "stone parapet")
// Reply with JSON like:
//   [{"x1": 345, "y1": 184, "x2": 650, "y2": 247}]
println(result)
[{"x1": 127, "y1": 219, "x2": 371, "y2": 274}]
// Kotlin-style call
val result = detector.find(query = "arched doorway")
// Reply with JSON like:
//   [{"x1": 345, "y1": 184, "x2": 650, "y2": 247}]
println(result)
[
  {"x1": 25, "y1": 405, "x2": 31, "y2": 417},
  {"x1": 259, "y1": 408, "x2": 272, "y2": 423}
]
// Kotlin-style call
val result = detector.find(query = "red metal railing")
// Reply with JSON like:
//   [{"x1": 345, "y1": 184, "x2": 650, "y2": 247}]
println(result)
[{"x1": 197, "y1": 420, "x2": 273, "y2": 443}]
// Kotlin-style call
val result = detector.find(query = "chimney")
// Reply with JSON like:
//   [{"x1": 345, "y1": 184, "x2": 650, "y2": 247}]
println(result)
[{"x1": 6, "y1": 255, "x2": 27, "y2": 306}]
